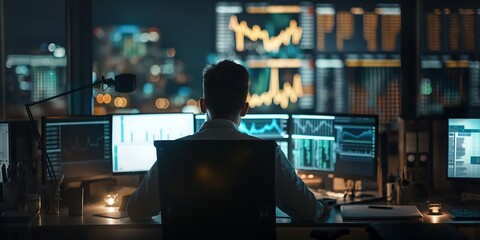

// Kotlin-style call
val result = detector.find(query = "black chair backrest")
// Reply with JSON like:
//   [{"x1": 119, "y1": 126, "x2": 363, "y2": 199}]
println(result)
[{"x1": 154, "y1": 139, "x2": 277, "y2": 240}]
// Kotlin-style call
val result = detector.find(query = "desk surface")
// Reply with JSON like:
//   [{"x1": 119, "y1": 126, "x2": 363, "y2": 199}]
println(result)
[{"x1": 27, "y1": 200, "x2": 480, "y2": 229}]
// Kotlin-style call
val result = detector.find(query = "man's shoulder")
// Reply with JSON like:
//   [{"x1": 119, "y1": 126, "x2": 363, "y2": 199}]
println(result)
[{"x1": 177, "y1": 130, "x2": 263, "y2": 141}]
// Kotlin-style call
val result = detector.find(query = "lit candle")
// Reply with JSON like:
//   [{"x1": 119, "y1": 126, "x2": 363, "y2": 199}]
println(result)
[
  {"x1": 428, "y1": 203, "x2": 442, "y2": 215},
  {"x1": 104, "y1": 193, "x2": 119, "y2": 206}
]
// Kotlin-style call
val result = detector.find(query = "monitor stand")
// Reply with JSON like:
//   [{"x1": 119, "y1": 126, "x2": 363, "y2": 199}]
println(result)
[{"x1": 80, "y1": 178, "x2": 117, "y2": 203}]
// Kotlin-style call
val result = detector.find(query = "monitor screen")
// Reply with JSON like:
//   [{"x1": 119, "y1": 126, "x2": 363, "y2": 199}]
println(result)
[
  {"x1": 291, "y1": 114, "x2": 378, "y2": 179},
  {"x1": 0, "y1": 123, "x2": 9, "y2": 183},
  {"x1": 111, "y1": 113, "x2": 194, "y2": 174},
  {"x1": 447, "y1": 118, "x2": 480, "y2": 180},
  {"x1": 42, "y1": 116, "x2": 112, "y2": 182},
  {"x1": 214, "y1": 2, "x2": 316, "y2": 113},
  {"x1": 194, "y1": 114, "x2": 290, "y2": 155}
]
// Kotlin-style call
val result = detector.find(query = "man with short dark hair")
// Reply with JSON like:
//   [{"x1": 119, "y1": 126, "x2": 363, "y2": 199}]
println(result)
[{"x1": 127, "y1": 59, "x2": 328, "y2": 222}]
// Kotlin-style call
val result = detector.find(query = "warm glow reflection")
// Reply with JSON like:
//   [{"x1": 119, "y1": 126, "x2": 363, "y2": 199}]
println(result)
[
  {"x1": 429, "y1": 215, "x2": 442, "y2": 224},
  {"x1": 104, "y1": 193, "x2": 119, "y2": 207}
]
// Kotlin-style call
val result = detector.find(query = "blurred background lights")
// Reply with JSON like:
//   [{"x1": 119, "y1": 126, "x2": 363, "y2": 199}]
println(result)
[
  {"x1": 114, "y1": 97, "x2": 127, "y2": 107},
  {"x1": 140, "y1": 32, "x2": 150, "y2": 42},
  {"x1": 143, "y1": 83, "x2": 154, "y2": 94},
  {"x1": 48, "y1": 43, "x2": 56, "y2": 52},
  {"x1": 53, "y1": 47, "x2": 66, "y2": 57},
  {"x1": 166, "y1": 48, "x2": 176, "y2": 57},
  {"x1": 186, "y1": 99, "x2": 197, "y2": 106},
  {"x1": 148, "y1": 31, "x2": 160, "y2": 42},
  {"x1": 150, "y1": 64, "x2": 161, "y2": 76},
  {"x1": 155, "y1": 98, "x2": 169, "y2": 109}
]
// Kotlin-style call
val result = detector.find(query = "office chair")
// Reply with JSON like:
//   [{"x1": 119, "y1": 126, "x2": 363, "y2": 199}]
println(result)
[{"x1": 155, "y1": 139, "x2": 277, "y2": 240}]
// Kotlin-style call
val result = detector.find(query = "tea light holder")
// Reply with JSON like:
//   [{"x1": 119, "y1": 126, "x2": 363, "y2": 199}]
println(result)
[
  {"x1": 104, "y1": 193, "x2": 119, "y2": 207},
  {"x1": 428, "y1": 202, "x2": 442, "y2": 215}
]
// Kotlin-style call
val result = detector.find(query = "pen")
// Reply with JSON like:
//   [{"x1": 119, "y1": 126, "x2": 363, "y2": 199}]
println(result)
[
  {"x1": 53, "y1": 173, "x2": 65, "y2": 193},
  {"x1": 368, "y1": 205, "x2": 393, "y2": 210}
]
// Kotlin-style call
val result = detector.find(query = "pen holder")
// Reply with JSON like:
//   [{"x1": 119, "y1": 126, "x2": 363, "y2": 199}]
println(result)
[
  {"x1": 68, "y1": 187, "x2": 84, "y2": 217},
  {"x1": 2, "y1": 183, "x2": 25, "y2": 210},
  {"x1": 44, "y1": 192, "x2": 60, "y2": 215},
  {"x1": 386, "y1": 182, "x2": 395, "y2": 202}
]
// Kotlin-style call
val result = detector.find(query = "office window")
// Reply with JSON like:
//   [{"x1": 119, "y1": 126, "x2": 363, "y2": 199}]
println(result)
[
  {"x1": 92, "y1": 1, "x2": 210, "y2": 115},
  {"x1": 2, "y1": 0, "x2": 67, "y2": 119}
]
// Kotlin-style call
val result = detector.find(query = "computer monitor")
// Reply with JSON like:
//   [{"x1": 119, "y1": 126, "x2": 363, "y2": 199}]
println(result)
[
  {"x1": 291, "y1": 114, "x2": 378, "y2": 180},
  {"x1": 0, "y1": 121, "x2": 34, "y2": 184},
  {"x1": 111, "y1": 113, "x2": 194, "y2": 174},
  {"x1": 0, "y1": 123, "x2": 9, "y2": 183},
  {"x1": 194, "y1": 114, "x2": 290, "y2": 155},
  {"x1": 447, "y1": 118, "x2": 480, "y2": 181},
  {"x1": 42, "y1": 116, "x2": 112, "y2": 182}
]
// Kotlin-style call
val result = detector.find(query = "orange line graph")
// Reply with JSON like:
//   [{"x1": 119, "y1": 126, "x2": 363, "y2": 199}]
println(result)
[
  {"x1": 247, "y1": 68, "x2": 304, "y2": 109},
  {"x1": 228, "y1": 16, "x2": 303, "y2": 52}
]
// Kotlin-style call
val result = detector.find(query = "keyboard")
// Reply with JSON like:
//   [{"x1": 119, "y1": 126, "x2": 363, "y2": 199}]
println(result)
[{"x1": 449, "y1": 209, "x2": 480, "y2": 220}]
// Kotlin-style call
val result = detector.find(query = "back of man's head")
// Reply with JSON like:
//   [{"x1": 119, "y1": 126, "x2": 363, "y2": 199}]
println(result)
[{"x1": 202, "y1": 59, "x2": 250, "y2": 117}]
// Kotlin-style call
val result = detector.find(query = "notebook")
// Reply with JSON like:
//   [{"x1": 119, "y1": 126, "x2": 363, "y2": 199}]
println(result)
[{"x1": 340, "y1": 205, "x2": 423, "y2": 220}]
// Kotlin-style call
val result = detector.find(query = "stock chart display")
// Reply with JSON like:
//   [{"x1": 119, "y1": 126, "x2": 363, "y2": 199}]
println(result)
[
  {"x1": 43, "y1": 116, "x2": 111, "y2": 181},
  {"x1": 291, "y1": 115, "x2": 336, "y2": 172},
  {"x1": 111, "y1": 113, "x2": 194, "y2": 173},
  {"x1": 314, "y1": 2, "x2": 401, "y2": 129},
  {"x1": 215, "y1": 1, "x2": 401, "y2": 130},
  {"x1": 448, "y1": 118, "x2": 480, "y2": 180},
  {"x1": 195, "y1": 114, "x2": 290, "y2": 154},
  {"x1": 291, "y1": 114, "x2": 377, "y2": 179},
  {"x1": 216, "y1": 2, "x2": 316, "y2": 112},
  {"x1": 420, "y1": 1, "x2": 480, "y2": 115}
]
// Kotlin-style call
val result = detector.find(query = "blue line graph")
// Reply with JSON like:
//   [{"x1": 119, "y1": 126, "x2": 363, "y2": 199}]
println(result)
[
  {"x1": 341, "y1": 129, "x2": 374, "y2": 143},
  {"x1": 293, "y1": 118, "x2": 334, "y2": 137},
  {"x1": 63, "y1": 136, "x2": 104, "y2": 158},
  {"x1": 239, "y1": 119, "x2": 285, "y2": 137},
  {"x1": 60, "y1": 123, "x2": 108, "y2": 162}
]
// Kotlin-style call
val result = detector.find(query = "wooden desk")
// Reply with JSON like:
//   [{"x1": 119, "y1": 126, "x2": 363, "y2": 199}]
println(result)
[{"x1": 3, "y1": 200, "x2": 480, "y2": 240}]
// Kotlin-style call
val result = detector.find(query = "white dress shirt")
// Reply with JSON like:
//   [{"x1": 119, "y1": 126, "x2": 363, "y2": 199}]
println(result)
[{"x1": 127, "y1": 119, "x2": 326, "y2": 222}]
